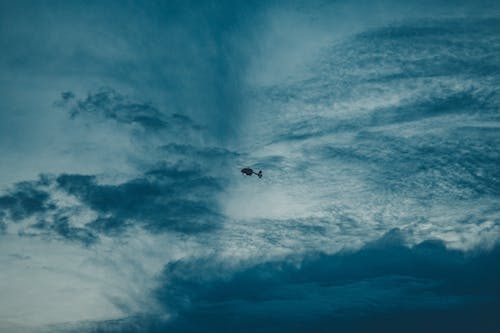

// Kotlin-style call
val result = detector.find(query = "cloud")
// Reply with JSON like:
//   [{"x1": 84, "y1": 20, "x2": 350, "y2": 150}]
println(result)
[
  {"x1": 0, "y1": 229, "x2": 193, "y2": 331},
  {"x1": 66, "y1": 88, "x2": 167, "y2": 130},
  {"x1": 264, "y1": 17, "x2": 499, "y2": 143},
  {"x1": 0, "y1": 164, "x2": 226, "y2": 244},
  {"x1": 55, "y1": 165, "x2": 224, "y2": 234},
  {"x1": 237, "y1": 14, "x2": 500, "y2": 252},
  {"x1": 156, "y1": 234, "x2": 496, "y2": 332},
  {"x1": 0, "y1": 180, "x2": 53, "y2": 221},
  {"x1": 67, "y1": 230, "x2": 500, "y2": 333},
  {"x1": 36, "y1": 214, "x2": 98, "y2": 246},
  {"x1": 1, "y1": 1, "x2": 500, "y2": 332},
  {"x1": 56, "y1": 88, "x2": 207, "y2": 134},
  {"x1": 0, "y1": 129, "x2": 238, "y2": 244},
  {"x1": 0, "y1": 78, "x2": 243, "y2": 242}
]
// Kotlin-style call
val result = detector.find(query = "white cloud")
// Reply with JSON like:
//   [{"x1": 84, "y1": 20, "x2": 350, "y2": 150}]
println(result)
[{"x1": 0, "y1": 229, "x2": 204, "y2": 328}]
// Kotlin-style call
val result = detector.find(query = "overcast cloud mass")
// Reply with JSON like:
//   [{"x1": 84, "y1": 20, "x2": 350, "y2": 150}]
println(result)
[{"x1": 1, "y1": 1, "x2": 499, "y2": 332}]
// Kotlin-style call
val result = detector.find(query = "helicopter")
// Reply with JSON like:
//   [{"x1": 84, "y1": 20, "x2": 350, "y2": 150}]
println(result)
[{"x1": 241, "y1": 168, "x2": 262, "y2": 178}]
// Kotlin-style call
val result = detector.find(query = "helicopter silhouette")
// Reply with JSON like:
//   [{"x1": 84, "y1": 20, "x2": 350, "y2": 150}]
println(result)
[{"x1": 241, "y1": 168, "x2": 262, "y2": 178}]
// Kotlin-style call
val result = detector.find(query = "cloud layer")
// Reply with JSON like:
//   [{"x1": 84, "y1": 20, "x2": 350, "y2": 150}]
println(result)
[{"x1": 1, "y1": 0, "x2": 499, "y2": 332}]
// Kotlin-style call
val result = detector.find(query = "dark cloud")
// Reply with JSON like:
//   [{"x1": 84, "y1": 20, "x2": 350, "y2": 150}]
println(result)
[
  {"x1": 0, "y1": 181, "x2": 53, "y2": 221},
  {"x1": 54, "y1": 88, "x2": 210, "y2": 145},
  {"x1": 74, "y1": 230, "x2": 500, "y2": 333},
  {"x1": 156, "y1": 232, "x2": 499, "y2": 333},
  {"x1": 54, "y1": 164, "x2": 224, "y2": 234},
  {"x1": 12, "y1": 167, "x2": 220, "y2": 237},
  {"x1": 53, "y1": 91, "x2": 76, "y2": 107},
  {"x1": 0, "y1": 157, "x2": 227, "y2": 243},
  {"x1": 57, "y1": 88, "x2": 166, "y2": 130},
  {"x1": 47, "y1": 215, "x2": 98, "y2": 246},
  {"x1": 0, "y1": 177, "x2": 99, "y2": 245}
]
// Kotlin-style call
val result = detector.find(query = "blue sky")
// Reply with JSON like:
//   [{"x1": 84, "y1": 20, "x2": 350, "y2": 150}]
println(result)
[{"x1": 0, "y1": 1, "x2": 499, "y2": 332}]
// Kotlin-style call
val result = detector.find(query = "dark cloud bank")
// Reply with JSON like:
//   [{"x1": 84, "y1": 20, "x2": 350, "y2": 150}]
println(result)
[{"x1": 65, "y1": 230, "x2": 500, "y2": 333}]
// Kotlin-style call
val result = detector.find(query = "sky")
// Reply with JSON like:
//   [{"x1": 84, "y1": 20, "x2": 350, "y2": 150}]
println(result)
[{"x1": 0, "y1": 0, "x2": 499, "y2": 332}]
